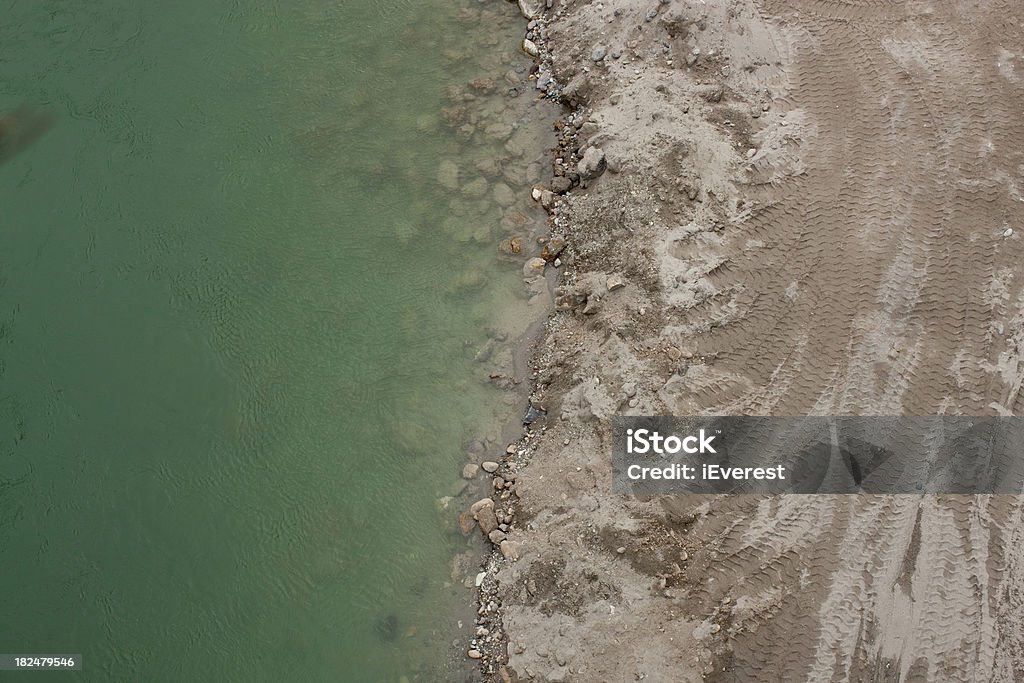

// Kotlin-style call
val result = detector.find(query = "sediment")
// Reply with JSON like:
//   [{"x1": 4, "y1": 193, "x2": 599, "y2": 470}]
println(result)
[{"x1": 466, "y1": 0, "x2": 1024, "y2": 681}]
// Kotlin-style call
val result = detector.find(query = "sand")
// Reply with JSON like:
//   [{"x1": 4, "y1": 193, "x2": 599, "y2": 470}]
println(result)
[{"x1": 469, "y1": 0, "x2": 1024, "y2": 681}]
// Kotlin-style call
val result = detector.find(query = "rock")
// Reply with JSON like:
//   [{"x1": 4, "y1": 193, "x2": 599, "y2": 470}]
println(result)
[
  {"x1": 531, "y1": 186, "x2": 544, "y2": 201},
  {"x1": 462, "y1": 463, "x2": 480, "y2": 479},
  {"x1": 1004, "y1": 227, "x2": 1014, "y2": 238},
  {"x1": 607, "y1": 274, "x2": 626, "y2": 291},
  {"x1": 471, "y1": 497, "x2": 494, "y2": 515},
  {"x1": 591, "y1": 45, "x2": 608, "y2": 61},
  {"x1": 523, "y1": 405, "x2": 546, "y2": 425},
  {"x1": 500, "y1": 540, "x2": 521, "y2": 561},
  {"x1": 492, "y1": 182, "x2": 515, "y2": 207},
  {"x1": 522, "y1": 38, "x2": 539, "y2": 57},
  {"x1": 540, "y1": 189, "x2": 556, "y2": 210},
  {"x1": 550, "y1": 176, "x2": 572, "y2": 194},
  {"x1": 546, "y1": 667, "x2": 569, "y2": 682},
  {"x1": 578, "y1": 146, "x2": 606, "y2": 180},
  {"x1": 461, "y1": 177, "x2": 489, "y2": 197},
  {"x1": 518, "y1": 0, "x2": 538, "y2": 19},
  {"x1": 542, "y1": 237, "x2": 566, "y2": 261},
  {"x1": 437, "y1": 160, "x2": 459, "y2": 190},
  {"x1": 459, "y1": 511, "x2": 475, "y2": 535},
  {"x1": 697, "y1": 83, "x2": 725, "y2": 103},
  {"x1": 489, "y1": 530, "x2": 508, "y2": 544},
  {"x1": 472, "y1": 499, "x2": 499, "y2": 535},
  {"x1": 467, "y1": 649, "x2": 483, "y2": 660},
  {"x1": 482, "y1": 461, "x2": 500, "y2": 473},
  {"x1": 523, "y1": 257, "x2": 546, "y2": 278},
  {"x1": 468, "y1": 78, "x2": 496, "y2": 93},
  {"x1": 498, "y1": 236, "x2": 523, "y2": 256},
  {"x1": 475, "y1": 571, "x2": 487, "y2": 587}
]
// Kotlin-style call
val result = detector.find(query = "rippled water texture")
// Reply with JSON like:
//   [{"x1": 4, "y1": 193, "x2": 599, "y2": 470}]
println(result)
[{"x1": 0, "y1": 1, "x2": 552, "y2": 680}]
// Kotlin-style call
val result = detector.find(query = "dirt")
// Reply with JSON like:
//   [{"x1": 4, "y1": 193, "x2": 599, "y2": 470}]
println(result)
[{"x1": 476, "y1": 0, "x2": 1024, "y2": 681}]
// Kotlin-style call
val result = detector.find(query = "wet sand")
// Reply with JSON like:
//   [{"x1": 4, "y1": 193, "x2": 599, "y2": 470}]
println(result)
[{"x1": 469, "y1": 0, "x2": 1024, "y2": 681}]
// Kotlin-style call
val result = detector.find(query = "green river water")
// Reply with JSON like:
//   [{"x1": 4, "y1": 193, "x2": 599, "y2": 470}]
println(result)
[{"x1": 0, "y1": 1, "x2": 551, "y2": 680}]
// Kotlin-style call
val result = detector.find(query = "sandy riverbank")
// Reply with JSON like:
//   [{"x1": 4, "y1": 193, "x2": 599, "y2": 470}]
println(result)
[{"x1": 465, "y1": 0, "x2": 1024, "y2": 681}]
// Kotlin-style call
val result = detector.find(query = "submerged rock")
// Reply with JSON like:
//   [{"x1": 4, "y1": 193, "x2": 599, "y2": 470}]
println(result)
[
  {"x1": 523, "y1": 257, "x2": 546, "y2": 278},
  {"x1": 374, "y1": 614, "x2": 399, "y2": 641}
]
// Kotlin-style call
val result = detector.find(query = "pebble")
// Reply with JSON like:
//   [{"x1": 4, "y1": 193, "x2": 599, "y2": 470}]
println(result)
[
  {"x1": 591, "y1": 45, "x2": 608, "y2": 61},
  {"x1": 616, "y1": 546, "x2": 627, "y2": 554},
  {"x1": 482, "y1": 461, "x2": 500, "y2": 473},
  {"x1": 468, "y1": 649, "x2": 483, "y2": 659},
  {"x1": 1004, "y1": 227, "x2": 1014, "y2": 238},
  {"x1": 462, "y1": 463, "x2": 480, "y2": 479},
  {"x1": 489, "y1": 530, "x2": 508, "y2": 544},
  {"x1": 522, "y1": 38, "x2": 539, "y2": 57}
]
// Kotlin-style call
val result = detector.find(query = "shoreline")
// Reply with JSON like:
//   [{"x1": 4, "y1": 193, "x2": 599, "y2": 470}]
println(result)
[{"x1": 470, "y1": 0, "x2": 1024, "y2": 681}]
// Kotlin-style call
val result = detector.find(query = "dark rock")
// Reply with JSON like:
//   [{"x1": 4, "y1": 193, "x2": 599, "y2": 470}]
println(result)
[
  {"x1": 550, "y1": 176, "x2": 572, "y2": 194},
  {"x1": 542, "y1": 237, "x2": 566, "y2": 261},
  {"x1": 523, "y1": 405, "x2": 547, "y2": 425}
]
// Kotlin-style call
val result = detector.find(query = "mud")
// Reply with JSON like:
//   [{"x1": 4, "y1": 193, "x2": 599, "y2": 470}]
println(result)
[{"x1": 484, "y1": 1, "x2": 1024, "y2": 681}]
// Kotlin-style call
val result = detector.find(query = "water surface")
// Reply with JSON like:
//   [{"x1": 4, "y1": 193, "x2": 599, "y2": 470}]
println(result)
[{"x1": 0, "y1": 1, "x2": 551, "y2": 680}]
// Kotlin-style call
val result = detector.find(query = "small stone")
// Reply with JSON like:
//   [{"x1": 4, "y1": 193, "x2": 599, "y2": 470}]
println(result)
[
  {"x1": 746, "y1": 148, "x2": 757, "y2": 159},
  {"x1": 531, "y1": 186, "x2": 543, "y2": 201},
  {"x1": 616, "y1": 546, "x2": 627, "y2": 554},
  {"x1": 482, "y1": 461, "x2": 500, "y2": 473},
  {"x1": 591, "y1": 45, "x2": 608, "y2": 61},
  {"x1": 462, "y1": 463, "x2": 480, "y2": 479},
  {"x1": 467, "y1": 649, "x2": 483, "y2": 659},
  {"x1": 522, "y1": 39, "x2": 539, "y2": 57},
  {"x1": 489, "y1": 530, "x2": 508, "y2": 544},
  {"x1": 606, "y1": 274, "x2": 626, "y2": 291},
  {"x1": 475, "y1": 571, "x2": 487, "y2": 586},
  {"x1": 1004, "y1": 227, "x2": 1014, "y2": 238},
  {"x1": 709, "y1": 623, "x2": 721, "y2": 634},
  {"x1": 506, "y1": 444, "x2": 517, "y2": 454},
  {"x1": 518, "y1": 0, "x2": 538, "y2": 19}
]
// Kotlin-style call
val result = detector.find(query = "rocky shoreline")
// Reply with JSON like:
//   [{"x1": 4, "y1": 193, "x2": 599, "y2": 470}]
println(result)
[{"x1": 461, "y1": 0, "x2": 1024, "y2": 681}]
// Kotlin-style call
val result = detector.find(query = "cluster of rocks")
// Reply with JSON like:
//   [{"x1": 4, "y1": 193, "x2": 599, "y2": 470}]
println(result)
[{"x1": 460, "y1": 423, "x2": 552, "y2": 678}]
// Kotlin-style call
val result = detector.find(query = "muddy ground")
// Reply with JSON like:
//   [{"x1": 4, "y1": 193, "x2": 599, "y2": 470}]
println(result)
[{"x1": 473, "y1": 1, "x2": 1024, "y2": 681}]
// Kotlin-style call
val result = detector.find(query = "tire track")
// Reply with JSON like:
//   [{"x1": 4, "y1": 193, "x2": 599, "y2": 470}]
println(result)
[{"x1": 658, "y1": 1, "x2": 1024, "y2": 679}]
